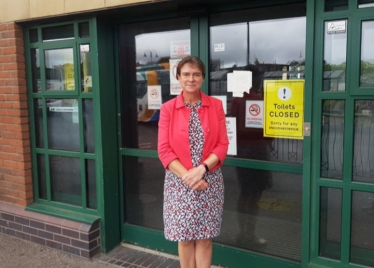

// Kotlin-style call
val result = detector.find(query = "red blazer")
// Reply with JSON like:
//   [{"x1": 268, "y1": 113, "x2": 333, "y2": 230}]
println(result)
[{"x1": 158, "y1": 91, "x2": 229, "y2": 172}]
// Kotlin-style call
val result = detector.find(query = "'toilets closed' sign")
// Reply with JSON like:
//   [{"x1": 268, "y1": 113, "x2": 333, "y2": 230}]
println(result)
[{"x1": 264, "y1": 80, "x2": 305, "y2": 139}]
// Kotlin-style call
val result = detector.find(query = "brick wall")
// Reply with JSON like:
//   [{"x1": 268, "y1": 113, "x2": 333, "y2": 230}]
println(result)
[
  {"x1": 0, "y1": 202, "x2": 101, "y2": 258},
  {"x1": 0, "y1": 22, "x2": 32, "y2": 206}
]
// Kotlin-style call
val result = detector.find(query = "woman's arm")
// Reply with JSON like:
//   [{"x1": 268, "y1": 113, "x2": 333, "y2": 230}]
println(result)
[
  {"x1": 158, "y1": 104, "x2": 178, "y2": 169},
  {"x1": 210, "y1": 101, "x2": 229, "y2": 166}
]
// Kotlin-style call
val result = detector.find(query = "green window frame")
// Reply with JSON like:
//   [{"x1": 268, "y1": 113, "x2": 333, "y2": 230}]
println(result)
[{"x1": 25, "y1": 20, "x2": 100, "y2": 222}]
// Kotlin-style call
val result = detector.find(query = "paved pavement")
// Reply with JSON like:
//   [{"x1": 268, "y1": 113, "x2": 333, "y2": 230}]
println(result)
[{"x1": 0, "y1": 232, "x2": 181, "y2": 268}]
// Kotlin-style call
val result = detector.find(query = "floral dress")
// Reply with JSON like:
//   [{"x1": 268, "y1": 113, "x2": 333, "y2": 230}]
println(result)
[{"x1": 163, "y1": 100, "x2": 224, "y2": 241}]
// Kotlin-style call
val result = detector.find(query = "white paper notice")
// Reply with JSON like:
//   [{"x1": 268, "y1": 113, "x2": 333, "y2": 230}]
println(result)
[
  {"x1": 227, "y1": 73, "x2": 234, "y2": 92},
  {"x1": 170, "y1": 59, "x2": 182, "y2": 95},
  {"x1": 245, "y1": 100, "x2": 264, "y2": 128},
  {"x1": 211, "y1": 95, "x2": 227, "y2": 115},
  {"x1": 147, "y1": 85, "x2": 162, "y2": 110},
  {"x1": 170, "y1": 40, "x2": 190, "y2": 58},
  {"x1": 226, "y1": 117, "x2": 237, "y2": 156},
  {"x1": 233, "y1": 70, "x2": 252, "y2": 95}
]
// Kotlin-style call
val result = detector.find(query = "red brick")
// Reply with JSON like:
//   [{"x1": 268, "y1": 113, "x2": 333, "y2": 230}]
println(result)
[
  {"x1": 8, "y1": 139, "x2": 30, "y2": 147},
  {"x1": 2, "y1": 63, "x2": 19, "y2": 70},
  {"x1": 0, "y1": 55, "x2": 10, "y2": 62},
  {"x1": 0, "y1": 102, "x2": 13, "y2": 109},
  {"x1": 1, "y1": 31, "x2": 17, "y2": 39},
  {"x1": 0, "y1": 24, "x2": 8, "y2": 32},
  {"x1": 12, "y1": 101, "x2": 28, "y2": 109},
  {"x1": 0, "y1": 87, "x2": 14, "y2": 94},
  {"x1": 10, "y1": 168, "x2": 30, "y2": 177},
  {"x1": 3, "y1": 160, "x2": 18, "y2": 168},
  {"x1": 0, "y1": 117, "x2": 14, "y2": 124},
  {"x1": 11, "y1": 70, "x2": 26, "y2": 79},
  {"x1": 2, "y1": 46, "x2": 23, "y2": 55},
  {"x1": 0, "y1": 71, "x2": 11, "y2": 78},
  {"x1": 2, "y1": 146, "x2": 16, "y2": 153},
  {"x1": 7, "y1": 23, "x2": 22, "y2": 31},
  {"x1": 13, "y1": 117, "x2": 28, "y2": 124}
]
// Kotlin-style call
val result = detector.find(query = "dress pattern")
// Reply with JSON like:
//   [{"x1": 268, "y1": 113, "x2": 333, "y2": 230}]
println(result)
[{"x1": 163, "y1": 100, "x2": 224, "y2": 241}]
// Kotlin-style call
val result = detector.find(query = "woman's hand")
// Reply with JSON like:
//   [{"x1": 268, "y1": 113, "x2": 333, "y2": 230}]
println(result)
[{"x1": 182, "y1": 165, "x2": 208, "y2": 191}]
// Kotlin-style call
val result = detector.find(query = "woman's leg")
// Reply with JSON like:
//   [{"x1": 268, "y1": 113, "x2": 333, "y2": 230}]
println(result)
[
  {"x1": 195, "y1": 238, "x2": 213, "y2": 268},
  {"x1": 178, "y1": 240, "x2": 195, "y2": 268}
]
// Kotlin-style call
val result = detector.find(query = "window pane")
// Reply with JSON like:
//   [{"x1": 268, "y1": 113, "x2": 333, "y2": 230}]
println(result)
[
  {"x1": 321, "y1": 100, "x2": 345, "y2": 179},
  {"x1": 50, "y1": 156, "x2": 81, "y2": 206},
  {"x1": 123, "y1": 155, "x2": 302, "y2": 261},
  {"x1": 80, "y1": 44, "x2": 92, "y2": 92},
  {"x1": 45, "y1": 48, "x2": 75, "y2": 91},
  {"x1": 210, "y1": 4, "x2": 305, "y2": 164},
  {"x1": 323, "y1": 20, "x2": 347, "y2": 91},
  {"x1": 119, "y1": 18, "x2": 190, "y2": 150},
  {"x1": 30, "y1": 49, "x2": 40, "y2": 93},
  {"x1": 325, "y1": 0, "x2": 348, "y2": 11},
  {"x1": 34, "y1": 99, "x2": 44, "y2": 148},
  {"x1": 79, "y1": 22, "x2": 89, "y2": 38},
  {"x1": 29, "y1": 29, "x2": 38, "y2": 43},
  {"x1": 351, "y1": 191, "x2": 374, "y2": 267},
  {"x1": 319, "y1": 187, "x2": 342, "y2": 260},
  {"x1": 83, "y1": 99, "x2": 95, "y2": 153},
  {"x1": 47, "y1": 99, "x2": 80, "y2": 151},
  {"x1": 124, "y1": 156, "x2": 163, "y2": 229},
  {"x1": 360, "y1": 21, "x2": 374, "y2": 87},
  {"x1": 359, "y1": 0, "x2": 374, "y2": 8},
  {"x1": 218, "y1": 168, "x2": 302, "y2": 261},
  {"x1": 37, "y1": 154, "x2": 47, "y2": 200},
  {"x1": 42, "y1": 24, "x2": 74, "y2": 42},
  {"x1": 86, "y1": 159, "x2": 96, "y2": 209},
  {"x1": 353, "y1": 100, "x2": 374, "y2": 183}
]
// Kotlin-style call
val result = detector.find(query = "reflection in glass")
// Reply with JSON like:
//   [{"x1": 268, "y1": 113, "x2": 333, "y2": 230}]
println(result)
[
  {"x1": 119, "y1": 18, "x2": 190, "y2": 150},
  {"x1": 79, "y1": 22, "x2": 89, "y2": 38},
  {"x1": 42, "y1": 24, "x2": 74, "y2": 42},
  {"x1": 323, "y1": 20, "x2": 347, "y2": 91},
  {"x1": 351, "y1": 191, "x2": 374, "y2": 267},
  {"x1": 47, "y1": 99, "x2": 80, "y2": 151},
  {"x1": 33, "y1": 99, "x2": 44, "y2": 148},
  {"x1": 209, "y1": 4, "x2": 305, "y2": 164},
  {"x1": 218, "y1": 167, "x2": 302, "y2": 261},
  {"x1": 29, "y1": 29, "x2": 38, "y2": 43},
  {"x1": 37, "y1": 154, "x2": 46, "y2": 200},
  {"x1": 45, "y1": 48, "x2": 74, "y2": 91},
  {"x1": 50, "y1": 156, "x2": 81, "y2": 206},
  {"x1": 83, "y1": 99, "x2": 95, "y2": 153},
  {"x1": 321, "y1": 100, "x2": 345, "y2": 179},
  {"x1": 86, "y1": 159, "x2": 96, "y2": 209},
  {"x1": 30, "y1": 49, "x2": 40, "y2": 92},
  {"x1": 80, "y1": 44, "x2": 92, "y2": 92},
  {"x1": 123, "y1": 156, "x2": 302, "y2": 261},
  {"x1": 319, "y1": 187, "x2": 342, "y2": 260},
  {"x1": 359, "y1": 0, "x2": 374, "y2": 8},
  {"x1": 325, "y1": 0, "x2": 348, "y2": 11},
  {"x1": 353, "y1": 100, "x2": 374, "y2": 183},
  {"x1": 124, "y1": 156, "x2": 163, "y2": 229},
  {"x1": 360, "y1": 21, "x2": 374, "y2": 87}
]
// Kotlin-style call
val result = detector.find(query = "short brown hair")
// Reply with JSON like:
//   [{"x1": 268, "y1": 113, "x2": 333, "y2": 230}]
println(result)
[{"x1": 176, "y1": 56, "x2": 206, "y2": 79}]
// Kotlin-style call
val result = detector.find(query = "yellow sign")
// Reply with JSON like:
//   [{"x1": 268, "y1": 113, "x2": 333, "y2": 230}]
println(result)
[
  {"x1": 264, "y1": 80, "x2": 304, "y2": 139},
  {"x1": 64, "y1": 63, "x2": 75, "y2": 91}
]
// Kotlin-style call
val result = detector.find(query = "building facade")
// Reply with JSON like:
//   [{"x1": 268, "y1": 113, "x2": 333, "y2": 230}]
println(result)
[{"x1": 0, "y1": 0, "x2": 374, "y2": 267}]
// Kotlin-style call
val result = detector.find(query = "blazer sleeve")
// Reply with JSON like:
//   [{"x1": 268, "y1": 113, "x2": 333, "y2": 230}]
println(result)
[
  {"x1": 158, "y1": 103, "x2": 178, "y2": 169},
  {"x1": 211, "y1": 100, "x2": 229, "y2": 164}
]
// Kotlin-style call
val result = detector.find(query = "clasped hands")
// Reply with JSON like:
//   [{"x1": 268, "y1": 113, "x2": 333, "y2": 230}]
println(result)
[{"x1": 182, "y1": 165, "x2": 208, "y2": 191}]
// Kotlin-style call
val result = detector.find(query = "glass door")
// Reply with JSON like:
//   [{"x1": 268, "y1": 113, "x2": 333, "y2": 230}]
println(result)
[
  {"x1": 208, "y1": 2, "x2": 306, "y2": 263},
  {"x1": 311, "y1": 1, "x2": 374, "y2": 267},
  {"x1": 118, "y1": 17, "x2": 191, "y2": 252}
]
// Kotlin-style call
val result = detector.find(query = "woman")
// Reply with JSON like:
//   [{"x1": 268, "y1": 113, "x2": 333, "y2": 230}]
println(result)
[{"x1": 158, "y1": 56, "x2": 229, "y2": 268}]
